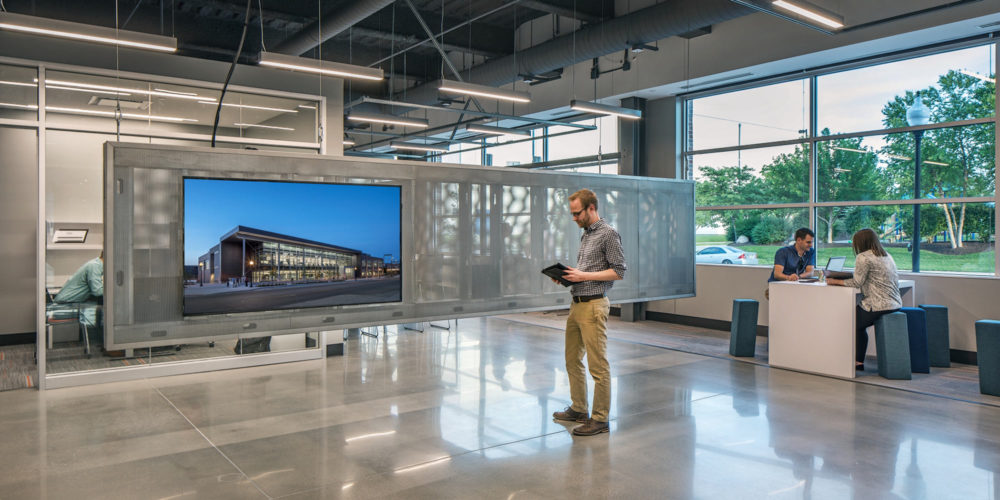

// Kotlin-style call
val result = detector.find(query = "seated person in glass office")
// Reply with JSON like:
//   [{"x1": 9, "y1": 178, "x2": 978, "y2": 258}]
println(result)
[
  {"x1": 826, "y1": 228, "x2": 902, "y2": 371},
  {"x1": 769, "y1": 228, "x2": 816, "y2": 282},
  {"x1": 52, "y1": 250, "x2": 104, "y2": 331}
]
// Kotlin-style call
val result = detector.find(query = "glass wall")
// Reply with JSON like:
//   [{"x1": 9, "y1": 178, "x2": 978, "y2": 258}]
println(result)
[
  {"x1": 436, "y1": 116, "x2": 618, "y2": 173},
  {"x1": 686, "y1": 42, "x2": 997, "y2": 275},
  {"x1": 0, "y1": 63, "x2": 37, "y2": 120},
  {"x1": 547, "y1": 115, "x2": 618, "y2": 161},
  {"x1": 23, "y1": 61, "x2": 325, "y2": 377},
  {"x1": 44, "y1": 70, "x2": 320, "y2": 143}
]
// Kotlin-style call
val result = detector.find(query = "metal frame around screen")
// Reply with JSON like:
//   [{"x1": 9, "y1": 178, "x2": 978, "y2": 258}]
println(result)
[{"x1": 105, "y1": 143, "x2": 695, "y2": 349}]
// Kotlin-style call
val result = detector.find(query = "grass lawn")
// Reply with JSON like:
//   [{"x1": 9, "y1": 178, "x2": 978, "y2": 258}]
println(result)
[
  {"x1": 732, "y1": 244, "x2": 995, "y2": 274},
  {"x1": 696, "y1": 234, "x2": 729, "y2": 243}
]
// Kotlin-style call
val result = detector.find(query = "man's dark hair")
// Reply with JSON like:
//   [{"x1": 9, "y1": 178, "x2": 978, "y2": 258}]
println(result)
[{"x1": 794, "y1": 228, "x2": 815, "y2": 241}]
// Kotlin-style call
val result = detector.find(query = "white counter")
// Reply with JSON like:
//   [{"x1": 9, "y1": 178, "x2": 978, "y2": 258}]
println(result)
[{"x1": 768, "y1": 280, "x2": 915, "y2": 378}]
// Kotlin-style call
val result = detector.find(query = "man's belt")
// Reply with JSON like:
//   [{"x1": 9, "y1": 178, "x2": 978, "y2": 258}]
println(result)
[{"x1": 572, "y1": 294, "x2": 605, "y2": 303}]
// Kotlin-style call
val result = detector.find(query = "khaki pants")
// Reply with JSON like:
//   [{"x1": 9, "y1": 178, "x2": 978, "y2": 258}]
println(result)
[{"x1": 565, "y1": 297, "x2": 611, "y2": 422}]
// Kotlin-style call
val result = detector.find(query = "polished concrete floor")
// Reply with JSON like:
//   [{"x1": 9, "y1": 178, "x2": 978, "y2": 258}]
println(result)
[{"x1": 2, "y1": 315, "x2": 1000, "y2": 499}]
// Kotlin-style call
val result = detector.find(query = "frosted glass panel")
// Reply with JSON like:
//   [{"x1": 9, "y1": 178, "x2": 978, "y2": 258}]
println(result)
[{"x1": 106, "y1": 144, "x2": 695, "y2": 348}]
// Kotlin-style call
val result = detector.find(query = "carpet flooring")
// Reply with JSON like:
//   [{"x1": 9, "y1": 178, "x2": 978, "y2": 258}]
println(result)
[{"x1": 0, "y1": 344, "x2": 36, "y2": 391}]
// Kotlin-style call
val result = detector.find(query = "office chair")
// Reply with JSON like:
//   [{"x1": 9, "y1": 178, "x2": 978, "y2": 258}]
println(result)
[{"x1": 45, "y1": 289, "x2": 92, "y2": 358}]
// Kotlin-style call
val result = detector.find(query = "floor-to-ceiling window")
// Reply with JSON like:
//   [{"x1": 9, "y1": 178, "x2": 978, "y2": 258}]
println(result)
[{"x1": 685, "y1": 41, "x2": 996, "y2": 275}]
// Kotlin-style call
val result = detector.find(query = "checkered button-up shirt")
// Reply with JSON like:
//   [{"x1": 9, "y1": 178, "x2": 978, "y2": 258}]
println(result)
[{"x1": 571, "y1": 218, "x2": 627, "y2": 297}]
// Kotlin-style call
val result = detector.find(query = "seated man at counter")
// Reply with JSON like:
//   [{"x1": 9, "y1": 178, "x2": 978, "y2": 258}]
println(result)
[
  {"x1": 52, "y1": 251, "x2": 104, "y2": 333},
  {"x1": 769, "y1": 228, "x2": 815, "y2": 282}
]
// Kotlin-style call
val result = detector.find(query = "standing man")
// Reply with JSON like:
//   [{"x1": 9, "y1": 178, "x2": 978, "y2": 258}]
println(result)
[
  {"x1": 552, "y1": 189, "x2": 627, "y2": 436},
  {"x1": 770, "y1": 228, "x2": 815, "y2": 282}
]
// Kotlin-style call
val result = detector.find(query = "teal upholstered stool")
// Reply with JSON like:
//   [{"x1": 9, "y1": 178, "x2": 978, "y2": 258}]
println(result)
[
  {"x1": 875, "y1": 312, "x2": 911, "y2": 380},
  {"x1": 975, "y1": 320, "x2": 1000, "y2": 396},
  {"x1": 919, "y1": 305, "x2": 951, "y2": 367},
  {"x1": 729, "y1": 299, "x2": 758, "y2": 357}
]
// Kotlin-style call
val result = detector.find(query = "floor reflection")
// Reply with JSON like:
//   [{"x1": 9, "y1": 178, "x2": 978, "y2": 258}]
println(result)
[{"x1": 4, "y1": 316, "x2": 1000, "y2": 499}]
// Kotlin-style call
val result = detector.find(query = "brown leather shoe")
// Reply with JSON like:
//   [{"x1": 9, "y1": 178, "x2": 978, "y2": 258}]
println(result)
[
  {"x1": 572, "y1": 419, "x2": 609, "y2": 436},
  {"x1": 553, "y1": 406, "x2": 589, "y2": 422}
]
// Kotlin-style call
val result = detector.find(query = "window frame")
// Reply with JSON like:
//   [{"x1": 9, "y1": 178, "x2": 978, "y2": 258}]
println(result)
[{"x1": 682, "y1": 38, "x2": 999, "y2": 276}]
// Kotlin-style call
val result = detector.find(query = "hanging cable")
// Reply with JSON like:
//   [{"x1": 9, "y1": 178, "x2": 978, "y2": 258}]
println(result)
[
  {"x1": 390, "y1": 1, "x2": 396, "y2": 110},
  {"x1": 467, "y1": 0, "x2": 473, "y2": 81},
  {"x1": 257, "y1": 0, "x2": 266, "y2": 51},
  {"x1": 440, "y1": 0, "x2": 445, "y2": 81},
  {"x1": 115, "y1": 0, "x2": 121, "y2": 141},
  {"x1": 211, "y1": 0, "x2": 252, "y2": 147},
  {"x1": 348, "y1": 26, "x2": 353, "y2": 103},
  {"x1": 572, "y1": 0, "x2": 576, "y2": 100},
  {"x1": 317, "y1": 0, "x2": 323, "y2": 148},
  {"x1": 512, "y1": 4, "x2": 517, "y2": 117}
]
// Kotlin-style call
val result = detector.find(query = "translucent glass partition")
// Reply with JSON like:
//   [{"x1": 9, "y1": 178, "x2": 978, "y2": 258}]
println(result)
[
  {"x1": 44, "y1": 70, "x2": 320, "y2": 143},
  {"x1": 0, "y1": 63, "x2": 38, "y2": 120},
  {"x1": 106, "y1": 143, "x2": 695, "y2": 349}
]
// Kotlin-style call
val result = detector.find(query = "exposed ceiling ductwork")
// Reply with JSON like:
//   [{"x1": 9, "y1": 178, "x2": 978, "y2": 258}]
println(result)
[
  {"x1": 274, "y1": 0, "x2": 397, "y2": 56},
  {"x1": 396, "y1": 0, "x2": 754, "y2": 106}
]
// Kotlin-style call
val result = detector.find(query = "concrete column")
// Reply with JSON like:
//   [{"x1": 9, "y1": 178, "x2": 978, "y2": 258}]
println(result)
[{"x1": 618, "y1": 97, "x2": 647, "y2": 177}]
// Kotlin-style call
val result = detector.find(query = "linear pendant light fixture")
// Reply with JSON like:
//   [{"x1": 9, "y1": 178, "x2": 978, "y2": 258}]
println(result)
[
  {"x1": 0, "y1": 11, "x2": 177, "y2": 52},
  {"x1": 439, "y1": 80, "x2": 531, "y2": 103},
  {"x1": 390, "y1": 141, "x2": 449, "y2": 153},
  {"x1": 44, "y1": 79, "x2": 214, "y2": 101},
  {"x1": 346, "y1": 112, "x2": 429, "y2": 128},
  {"x1": 464, "y1": 124, "x2": 531, "y2": 137},
  {"x1": 259, "y1": 52, "x2": 384, "y2": 81},
  {"x1": 772, "y1": 0, "x2": 844, "y2": 29},
  {"x1": 569, "y1": 100, "x2": 642, "y2": 120}
]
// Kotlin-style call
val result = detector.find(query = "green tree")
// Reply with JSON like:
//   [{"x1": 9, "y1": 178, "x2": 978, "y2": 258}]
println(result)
[
  {"x1": 694, "y1": 165, "x2": 766, "y2": 240},
  {"x1": 881, "y1": 70, "x2": 996, "y2": 247},
  {"x1": 757, "y1": 132, "x2": 885, "y2": 242},
  {"x1": 815, "y1": 132, "x2": 886, "y2": 242}
]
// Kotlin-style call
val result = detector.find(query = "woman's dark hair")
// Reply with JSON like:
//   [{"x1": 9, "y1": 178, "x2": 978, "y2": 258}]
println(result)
[{"x1": 852, "y1": 228, "x2": 888, "y2": 257}]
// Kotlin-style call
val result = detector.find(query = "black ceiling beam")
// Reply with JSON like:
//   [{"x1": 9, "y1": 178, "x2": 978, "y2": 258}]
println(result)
[
  {"x1": 337, "y1": 26, "x2": 503, "y2": 59},
  {"x1": 359, "y1": 5, "x2": 513, "y2": 59},
  {"x1": 677, "y1": 25, "x2": 713, "y2": 39},
  {"x1": 318, "y1": 39, "x2": 439, "y2": 82},
  {"x1": 519, "y1": 0, "x2": 604, "y2": 24},
  {"x1": 174, "y1": 0, "x2": 310, "y2": 31}
]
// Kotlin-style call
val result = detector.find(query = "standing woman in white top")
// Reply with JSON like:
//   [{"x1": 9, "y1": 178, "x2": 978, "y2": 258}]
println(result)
[{"x1": 827, "y1": 228, "x2": 902, "y2": 370}]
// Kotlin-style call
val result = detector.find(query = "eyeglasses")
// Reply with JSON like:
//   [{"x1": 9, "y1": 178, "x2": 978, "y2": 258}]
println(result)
[{"x1": 571, "y1": 205, "x2": 590, "y2": 217}]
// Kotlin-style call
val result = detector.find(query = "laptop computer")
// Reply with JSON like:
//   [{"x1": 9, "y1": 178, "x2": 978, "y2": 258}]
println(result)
[{"x1": 823, "y1": 256, "x2": 853, "y2": 279}]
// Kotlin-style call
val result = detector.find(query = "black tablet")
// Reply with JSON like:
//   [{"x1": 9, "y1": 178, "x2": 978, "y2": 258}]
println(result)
[{"x1": 542, "y1": 263, "x2": 573, "y2": 287}]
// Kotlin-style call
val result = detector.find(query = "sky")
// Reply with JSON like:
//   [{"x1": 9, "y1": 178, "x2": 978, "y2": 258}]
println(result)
[
  {"x1": 689, "y1": 44, "x2": 996, "y2": 176},
  {"x1": 184, "y1": 179, "x2": 401, "y2": 265}
]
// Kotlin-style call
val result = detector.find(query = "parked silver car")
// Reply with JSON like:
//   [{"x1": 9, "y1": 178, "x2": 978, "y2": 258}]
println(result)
[{"x1": 695, "y1": 245, "x2": 759, "y2": 265}]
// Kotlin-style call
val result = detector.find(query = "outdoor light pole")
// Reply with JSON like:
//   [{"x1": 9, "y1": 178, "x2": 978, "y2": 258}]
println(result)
[
  {"x1": 906, "y1": 93, "x2": 930, "y2": 272},
  {"x1": 199, "y1": 262, "x2": 204, "y2": 286},
  {"x1": 911, "y1": 128, "x2": 925, "y2": 272}
]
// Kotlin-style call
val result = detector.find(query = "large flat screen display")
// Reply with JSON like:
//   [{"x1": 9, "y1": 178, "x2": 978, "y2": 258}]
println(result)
[{"x1": 183, "y1": 178, "x2": 402, "y2": 316}]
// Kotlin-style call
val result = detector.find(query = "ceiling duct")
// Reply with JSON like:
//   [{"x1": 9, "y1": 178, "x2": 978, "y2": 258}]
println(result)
[
  {"x1": 274, "y1": 0, "x2": 397, "y2": 56},
  {"x1": 395, "y1": 0, "x2": 754, "y2": 106}
]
